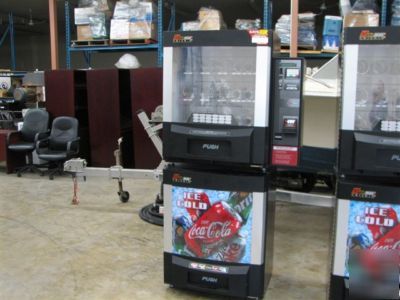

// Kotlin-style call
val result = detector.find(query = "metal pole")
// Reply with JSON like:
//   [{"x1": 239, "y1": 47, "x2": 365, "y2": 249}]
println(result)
[
  {"x1": 157, "y1": 0, "x2": 163, "y2": 67},
  {"x1": 381, "y1": 0, "x2": 388, "y2": 26},
  {"x1": 0, "y1": 26, "x2": 10, "y2": 48},
  {"x1": 263, "y1": 0, "x2": 272, "y2": 29},
  {"x1": 49, "y1": 0, "x2": 59, "y2": 69},
  {"x1": 9, "y1": 13, "x2": 16, "y2": 70},
  {"x1": 65, "y1": 1, "x2": 72, "y2": 69},
  {"x1": 171, "y1": 1, "x2": 176, "y2": 31}
]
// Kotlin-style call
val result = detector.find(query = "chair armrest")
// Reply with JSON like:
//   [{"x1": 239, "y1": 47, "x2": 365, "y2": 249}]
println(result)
[
  {"x1": 36, "y1": 137, "x2": 50, "y2": 152},
  {"x1": 34, "y1": 130, "x2": 50, "y2": 144},
  {"x1": 6, "y1": 131, "x2": 21, "y2": 146},
  {"x1": 67, "y1": 137, "x2": 80, "y2": 153}
]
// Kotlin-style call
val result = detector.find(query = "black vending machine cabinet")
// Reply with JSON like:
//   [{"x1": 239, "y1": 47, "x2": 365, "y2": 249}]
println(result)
[
  {"x1": 162, "y1": 30, "x2": 279, "y2": 167},
  {"x1": 330, "y1": 181, "x2": 400, "y2": 300},
  {"x1": 163, "y1": 165, "x2": 275, "y2": 299},
  {"x1": 339, "y1": 27, "x2": 400, "y2": 178}
]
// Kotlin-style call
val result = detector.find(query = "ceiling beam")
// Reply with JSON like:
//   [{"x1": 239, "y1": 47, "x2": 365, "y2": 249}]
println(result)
[{"x1": 48, "y1": 0, "x2": 59, "y2": 69}]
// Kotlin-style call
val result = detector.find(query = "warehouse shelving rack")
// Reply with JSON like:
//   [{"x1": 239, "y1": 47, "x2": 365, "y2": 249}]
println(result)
[
  {"x1": 65, "y1": 0, "x2": 167, "y2": 69},
  {"x1": 0, "y1": 13, "x2": 16, "y2": 70},
  {"x1": 64, "y1": 0, "x2": 273, "y2": 68},
  {"x1": 64, "y1": 0, "x2": 392, "y2": 70}
]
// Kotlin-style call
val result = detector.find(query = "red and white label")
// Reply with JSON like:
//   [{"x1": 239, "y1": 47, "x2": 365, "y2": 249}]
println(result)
[{"x1": 272, "y1": 146, "x2": 299, "y2": 167}]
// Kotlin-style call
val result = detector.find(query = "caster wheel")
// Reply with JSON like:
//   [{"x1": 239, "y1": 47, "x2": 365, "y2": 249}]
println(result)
[
  {"x1": 17, "y1": 173, "x2": 21, "y2": 177},
  {"x1": 49, "y1": 176, "x2": 54, "y2": 180},
  {"x1": 118, "y1": 191, "x2": 130, "y2": 203}
]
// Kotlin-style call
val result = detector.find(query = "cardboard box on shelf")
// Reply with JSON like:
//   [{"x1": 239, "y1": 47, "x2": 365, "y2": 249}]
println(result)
[
  {"x1": 110, "y1": 19, "x2": 130, "y2": 40},
  {"x1": 74, "y1": 7, "x2": 96, "y2": 25},
  {"x1": 129, "y1": 21, "x2": 156, "y2": 39},
  {"x1": 343, "y1": 13, "x2": 379, "y2": 27},
  {"x1": 77, "y1": 25, "x2": 93, "y2": 40}
]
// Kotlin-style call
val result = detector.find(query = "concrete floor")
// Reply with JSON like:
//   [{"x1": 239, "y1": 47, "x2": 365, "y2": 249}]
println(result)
[{"x1": 0, "y1": 167, "x2": 334, "y2": 300}]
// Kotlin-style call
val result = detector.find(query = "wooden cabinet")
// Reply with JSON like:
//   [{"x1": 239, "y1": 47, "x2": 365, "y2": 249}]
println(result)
[
  {"x1": 44, "y1": 70, "x2": 91, "y2": 164},
  {"x1": 130, "y1": 68, "x2": 162, "y2": 169},
  {"x1": 86, "y1": 69, "x2": 133, "y2": 168}
]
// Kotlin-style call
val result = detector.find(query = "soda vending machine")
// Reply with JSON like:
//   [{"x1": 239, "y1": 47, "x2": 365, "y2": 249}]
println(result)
[
  {"x1": 330, "y1": 26, "x2": 400, "y2": 300},
  {"x1": 163, "y1": 166, "x2": 275, "y2": 298},
  {"x1": 330, "y1": 181, "x2": 400, "y2": 300},
  {"x1": 162, "y1": 30, "x2": 278, "y2": 299}
]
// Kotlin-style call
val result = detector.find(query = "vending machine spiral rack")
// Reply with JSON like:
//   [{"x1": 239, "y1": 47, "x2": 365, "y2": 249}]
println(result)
[
  {"x1": 329, "y1": 26, "x2": 400, "y2": 300},
  {"x1": 162, "y1": 30, "x2": 281, "y2": 299}
]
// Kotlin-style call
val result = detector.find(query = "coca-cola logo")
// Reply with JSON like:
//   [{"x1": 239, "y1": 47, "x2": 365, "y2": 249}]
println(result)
[
  {"x1": 370, "y1": 240, "x2": 400, "y2": 250},
  {"x1": 188, "y1": 221, "x2": 232, "y2": 240}
]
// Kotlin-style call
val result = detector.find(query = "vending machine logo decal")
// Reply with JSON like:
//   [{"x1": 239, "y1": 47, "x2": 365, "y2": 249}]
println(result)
[
  {"x1": 359, "y1": 30, "x2": 386, "y2": 41},
  {"x1": 172, "y1": 173, "x2": 192, "y2": 184},
  {"x1": 351, "y1": 187, "x2": 377, "y2": 199},
  {"x1": 173, "y1": 34, "x2": 193, "y2": 43}
]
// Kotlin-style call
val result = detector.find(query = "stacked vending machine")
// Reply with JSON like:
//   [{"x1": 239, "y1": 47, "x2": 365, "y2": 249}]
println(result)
[
  {"x1": 330, "y1": 27, "x2": 400, "y2": 300},
  {"x1": 162, "y1": 30, "x2": 282, "y2": 299}
]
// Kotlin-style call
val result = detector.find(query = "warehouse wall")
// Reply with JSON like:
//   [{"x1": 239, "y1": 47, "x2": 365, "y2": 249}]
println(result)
[{"x1": 0, "y1": 31, "x2": 158, "y2": 71}]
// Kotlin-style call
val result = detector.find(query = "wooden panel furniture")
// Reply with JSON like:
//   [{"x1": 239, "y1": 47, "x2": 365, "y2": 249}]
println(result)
[
  {"x1": 130, "y1": 68, "x2": 162, "y2": 169},
  {"x1": 44, "y1": 70, "x2": 91, "y2": 164},
  {"x1": 86, "y1": 69, "x2": 133, "y2": 168}
]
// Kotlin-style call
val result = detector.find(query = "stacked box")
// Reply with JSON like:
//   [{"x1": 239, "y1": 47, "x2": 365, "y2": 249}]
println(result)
[
  {"x1": 343, "y1": 13, "x2": 379, "y2": 27},
  {"x1": 74, "y1": 6, "x2": 108, "y2": 40},
  {"x1": 129, "y1": 2, "x2": 157, "y2": 39},
  {"x1": 110, "y1": 1, "x2": 157, "y2": 40},
  {"x1": 110, "y1": 19, "x2": 130, "y2": 39},
  {"x1": 322, "y1": 16, "x2": 342, "y2": 52},
  {"x1": 198, "y1": 7, "x2": 224, "y2": 30}
]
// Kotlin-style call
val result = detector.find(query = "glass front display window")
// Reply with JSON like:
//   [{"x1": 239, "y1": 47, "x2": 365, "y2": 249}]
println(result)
[
  {"x1": 171, "y1": 46, "x2": 257, "y2": 127},
  {"x1": 355, "y1": 45, "x2": 400, "y2": 132}
]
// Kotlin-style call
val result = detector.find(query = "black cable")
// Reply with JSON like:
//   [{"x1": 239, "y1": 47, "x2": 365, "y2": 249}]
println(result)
[{"x1": 139, "y1": 203, "x2": 163, "y2": 226}]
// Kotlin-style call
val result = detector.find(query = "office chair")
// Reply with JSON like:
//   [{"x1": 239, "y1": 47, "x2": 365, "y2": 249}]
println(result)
[
  {"x1": 36, "y1": 116, "x2": 80, "y2": 180},
  {"x1": 7, "y1": 109, "x2": 49, "y2": 176}
]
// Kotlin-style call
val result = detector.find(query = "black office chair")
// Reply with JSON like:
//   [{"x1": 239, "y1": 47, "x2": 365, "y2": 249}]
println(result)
[
  {"x1": 7, "y1": 109, "x2": 49, "y2": 177},
  {"x1": 36, "y1": 116, "x2": 80, "y2": 180}
]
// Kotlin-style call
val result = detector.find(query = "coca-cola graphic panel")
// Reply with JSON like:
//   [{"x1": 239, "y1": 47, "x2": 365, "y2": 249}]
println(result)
[
  {"x1": 172, "y1": 187, "x2": 254, "y2": 264},
  {"x1": 344, "y1": 201, "x2": 400, "y2": 278}
]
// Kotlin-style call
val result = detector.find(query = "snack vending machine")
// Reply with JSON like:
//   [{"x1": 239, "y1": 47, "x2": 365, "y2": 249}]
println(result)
[
  {"x1": 162, "y1": 30, "x2": 278, "y2": 166},
  {"x1": 330, "y1": 27, "x2": 400, "y2": 300},
  {"x1": 162, "y1": 30, "x2": 278, "y2": 299},
  {"x1": 338, "y1": 26, "x2": 400, "y2": 178}
]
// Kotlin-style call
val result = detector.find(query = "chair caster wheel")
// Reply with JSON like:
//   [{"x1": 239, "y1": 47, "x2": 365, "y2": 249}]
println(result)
[
  {"x1": 118, "y1": 191, "x2": 130, "y2": 203},
  {"x1": 17, "y1": 173, "x2": 21, "y2": 177},
  {"x1": 49, "y1": 176, "x2": 54, "y2": 180}
]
